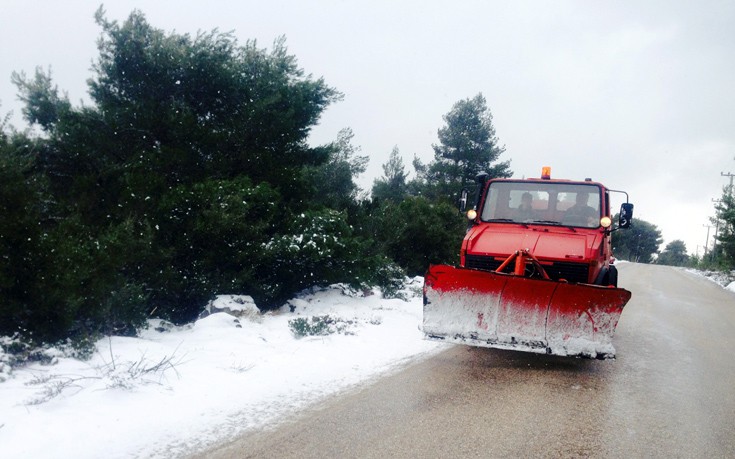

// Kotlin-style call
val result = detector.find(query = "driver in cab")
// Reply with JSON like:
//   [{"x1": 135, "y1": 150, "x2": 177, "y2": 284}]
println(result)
[{"x1": 563, "y1": 191, "x2": 598, "y2": 226}]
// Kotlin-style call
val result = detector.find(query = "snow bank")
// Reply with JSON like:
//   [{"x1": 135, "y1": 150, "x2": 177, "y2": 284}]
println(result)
[
  {"x1": 0, "y1": 279, "x2": 444, "y2": 459},
  {"x1": 686, "y1": 268, "x2": 735, "y2": 290}
]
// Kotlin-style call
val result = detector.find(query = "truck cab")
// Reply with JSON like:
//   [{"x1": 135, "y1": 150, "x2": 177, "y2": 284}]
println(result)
[{"x1": 460, "y1": 170, "x2": 633, "y2": 287}]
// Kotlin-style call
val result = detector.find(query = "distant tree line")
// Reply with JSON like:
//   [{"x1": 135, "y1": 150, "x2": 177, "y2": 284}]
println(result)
[
  {"x1": 652, "y1": 174, "x2": 735, "y2": 270},
  {"x1": 610, "y1": 215, "x2": 696, "y2": 267},
  {"x1": 612, "y1": 183, "x2": 735, "y2": 270},
  {"x1": 0, "y1": 9, "x2": 510, "y2": 345}
]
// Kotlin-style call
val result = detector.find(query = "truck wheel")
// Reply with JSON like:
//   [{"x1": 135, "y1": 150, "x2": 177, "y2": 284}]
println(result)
[
  {"x1": 607, "y1": 265, "x2": 618, "y2": 287},
  {"x1": 595, "y1": 266, "x2": 619, "y2": 287}
]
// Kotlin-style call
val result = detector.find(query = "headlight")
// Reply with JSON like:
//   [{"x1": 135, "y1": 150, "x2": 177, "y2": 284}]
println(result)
[
  {"x1": 466, "y1": 209, "x2": 477, "y2": 220},
  {"x1": 600, "y1": 216, "x2": 612, "y2": 228}
]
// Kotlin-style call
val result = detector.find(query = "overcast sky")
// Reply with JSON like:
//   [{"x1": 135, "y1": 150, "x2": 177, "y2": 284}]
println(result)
[{"x1": 2, "y1": 0, "x2": 734, "y2": 255}]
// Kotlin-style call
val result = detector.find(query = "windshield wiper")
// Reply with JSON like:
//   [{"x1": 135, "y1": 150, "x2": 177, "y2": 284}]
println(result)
[
  {"x1": 531, "y1": 220, "x2": 579, "y2": 232},
  {"x1": 530, "y1": 220, "x2": 562, "y2": 225},
  {"x1": 487, "y1": 218, "x2": 515, "y2": 222}
]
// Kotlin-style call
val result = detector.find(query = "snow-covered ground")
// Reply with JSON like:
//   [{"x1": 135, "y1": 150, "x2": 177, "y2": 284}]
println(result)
[
  {"x1": 687, "y1": 267, "x2": 735, "y2": 292},
  {"x1": 0, "y1": 278, "x2": 445, "y2": 459}
]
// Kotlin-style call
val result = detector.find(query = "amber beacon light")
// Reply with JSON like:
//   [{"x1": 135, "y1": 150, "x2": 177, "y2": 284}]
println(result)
[{"x1": 541, "y1": 166, "x2": 551, "y2": 180}]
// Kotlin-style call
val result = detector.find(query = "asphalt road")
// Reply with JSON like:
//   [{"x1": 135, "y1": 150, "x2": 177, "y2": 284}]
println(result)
[{"x1": 196, "y1": 263, "x2": 735, "y2": 458}]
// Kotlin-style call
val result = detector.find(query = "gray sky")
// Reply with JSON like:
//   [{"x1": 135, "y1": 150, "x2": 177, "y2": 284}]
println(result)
[{"x1": 2, "y1": 0, "x2": 734, "y2": 256}]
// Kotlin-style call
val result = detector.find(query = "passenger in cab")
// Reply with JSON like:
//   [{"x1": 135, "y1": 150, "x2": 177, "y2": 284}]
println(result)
[{"x1": 515, "y1": 192, "x2": 538, "y2": 222}]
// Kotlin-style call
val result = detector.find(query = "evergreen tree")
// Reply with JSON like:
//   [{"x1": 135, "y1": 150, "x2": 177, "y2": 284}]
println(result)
[
  {"x1": 373, "y1": 197, "x2": 466, "y2": 276},
  {"x1": 657, "y1": 240, "x2": 690, "y2": 266},
  {"x1": 371, "y1": 146, "x2": 408, "y2": 203},
  {"x1": 12, "y1": 67, "x2": 71, "y2": 130},
  {"x1": 714, "y1": 186, "x2": 735, "y2": 269},
  {"x1": 4, "y1": 8, "x2": 381, "y2": 341},
  {"x1": 12, "y1": 8, "x2": 341, "y2": 225},
  {"x1": 414, "y1": 93, "x2": 511, "y2": 201},
  {"x1": 612, "y1": 217, "x2": 663, "y2": 263},
  {"x1": 0, "y1": 129, "x2": 47, "y2": 338},
  {"x1": 308, "y1": 128, "x2": 368, "y2": 210}
]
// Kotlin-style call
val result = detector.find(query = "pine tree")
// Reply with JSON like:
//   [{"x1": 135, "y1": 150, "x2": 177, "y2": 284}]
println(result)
[
  {"x1": 714, "y1": 186, "x2": 735, "y2": 268},
  {"x1": 611, "y1": 217, "x2": 663, "y2": 263},
  {"x1": 372, "y1": 146, "x2": 408, "y2": 203},
  {"x1": 657, "y1": 240, "x2": 690, "y2": 266},
  {"x1": 415, "y1": 93, "x2": 511, "y2": 201},
  {"x1": 5, "y1": 7, "x2": 363, "y2": 339},
  {"x1": 309, "y1": 128, "x2": 368, "y2": 210},
  {"x1": 12, "y1": 7, "x2": 342, "y2": 224}
]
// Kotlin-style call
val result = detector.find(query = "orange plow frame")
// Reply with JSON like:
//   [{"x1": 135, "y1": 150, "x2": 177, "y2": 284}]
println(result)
[{"x1": 423, "y1": 253, "x2": 631, "y2": 359}]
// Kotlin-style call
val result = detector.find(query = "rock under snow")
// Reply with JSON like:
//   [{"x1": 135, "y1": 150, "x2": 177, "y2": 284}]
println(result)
[{"x1": 199, "y1": 295, "x2": 261, "y2": 322}]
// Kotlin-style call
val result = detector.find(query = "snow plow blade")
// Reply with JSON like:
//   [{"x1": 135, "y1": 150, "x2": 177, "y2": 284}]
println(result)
[{"x1": 423, "y1": 264, "x2": 631, "y2": 359}]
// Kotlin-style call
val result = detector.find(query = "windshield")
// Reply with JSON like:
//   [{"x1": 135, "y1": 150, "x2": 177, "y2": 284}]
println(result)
[{"x1": 481, "y1": 182, "x2": 602, "y2": 228}]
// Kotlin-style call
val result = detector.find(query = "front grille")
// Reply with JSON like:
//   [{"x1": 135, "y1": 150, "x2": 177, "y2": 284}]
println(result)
[
  {"x1": 465, "y1": 254, "x2": 503, "y2": 272},
  {"x1": 465, "y1": 254, "x2": 589, "y2": 284},
  {"x1": 543, "y1": 261, "x2": 590, "y2": 283}
]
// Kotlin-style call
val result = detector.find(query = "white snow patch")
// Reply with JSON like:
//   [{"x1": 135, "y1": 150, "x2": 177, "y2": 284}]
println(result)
[
  {"x1": 0, "y1": 281, "x2": 444, "y2": 459},
  {"x1": 686, "y1": 268, "x2": 735, "y2": 290}
]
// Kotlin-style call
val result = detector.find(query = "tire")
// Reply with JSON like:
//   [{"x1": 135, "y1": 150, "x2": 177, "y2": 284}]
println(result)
[
  {"x1": 607, "y1": 265, "x2": 618, "y2": 287},
  {"x1": 594, "y1": 265, "x2": 619, "y2": 287}
]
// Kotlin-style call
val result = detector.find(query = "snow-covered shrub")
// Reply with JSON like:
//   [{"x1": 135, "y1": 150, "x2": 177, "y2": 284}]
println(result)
[
  {"x1": 259, "y1": 209, "x2": 375, "y2": 307},
  {"x1": 373, "y1": 260, "x2": 408, "y2": 299},
  {"x1": 0, "y1": 335, "x2": 70, "y2": 382},
  {"x1": 0, "y1": 337, "x2": 17, "y2": 382},
  {"x1": 288, "y1": 315, "x2": 356, "y2": 338}
]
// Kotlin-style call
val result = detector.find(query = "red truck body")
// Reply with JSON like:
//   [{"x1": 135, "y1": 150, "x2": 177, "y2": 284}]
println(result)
[{"x1": 423, "y1": 170, "x2": 633, "y2": 359}]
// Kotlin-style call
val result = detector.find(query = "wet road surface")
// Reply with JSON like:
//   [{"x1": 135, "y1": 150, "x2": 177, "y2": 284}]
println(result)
[{"x1": 196, "y1": 263, "x2": 735, "y2": 458}]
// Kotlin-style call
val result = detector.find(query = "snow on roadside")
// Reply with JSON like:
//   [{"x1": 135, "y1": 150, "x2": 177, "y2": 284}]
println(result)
[
  {"x1": 0, "y1": 278, "x2": 445, "y2": 459},
  {"x1": 685, "y1": 268, "x2": 735, "y2": 292}
]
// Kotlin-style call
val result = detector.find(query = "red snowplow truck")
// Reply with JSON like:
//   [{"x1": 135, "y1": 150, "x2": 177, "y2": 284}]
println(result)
[{"x1": 423, "y1": 167, "x2": 634, "y2": 359}]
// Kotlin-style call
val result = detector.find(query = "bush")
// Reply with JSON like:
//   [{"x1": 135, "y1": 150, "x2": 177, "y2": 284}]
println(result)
[
  {"x1": 258, "y1": 209, "x2": 374, "y2": 308},
  {"x1": 288, "y1": 315, "x2": 356, "y2": 338},
  {"x1": 38, "y1": 218, "x2": 155, "y2": 341},
  {"x1": 0, "y1": 139, "x2": 47, "y2": 339},
  {"x1": 0, "y1": 334, "x2": 95, "y2": 382},
  {"x1": 374, "y1": 196, "x2": 466, "y2": 276},
  {"x1": 372, "y1": 260, "x2": 407, "y2": 299},
  {"x1": 151, "y1": 176, "x2": 282, "y2": 322}
]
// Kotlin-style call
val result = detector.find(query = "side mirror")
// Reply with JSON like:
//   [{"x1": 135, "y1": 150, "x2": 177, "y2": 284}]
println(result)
[
  {"x1": 459, "y1": 188, "x2": 469, "y2": 212},
  {"x1": 619, "y1": 203, "x2": 634, "y2": 229}
]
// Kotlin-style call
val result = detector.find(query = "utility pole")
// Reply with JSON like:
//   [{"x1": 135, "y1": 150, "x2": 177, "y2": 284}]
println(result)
[
  {"x1": 723, "y1": 156, "x2": 735, "y2": 195},
  {"x1": 722, "y1": 171, "x2": 735, "y2": 188},
  {"x1": 703, "y1": 223, "x2": 712, "y2": 258},
  {"x1": 711, "y1": 199, "x2": 722, "y2": 262}
]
